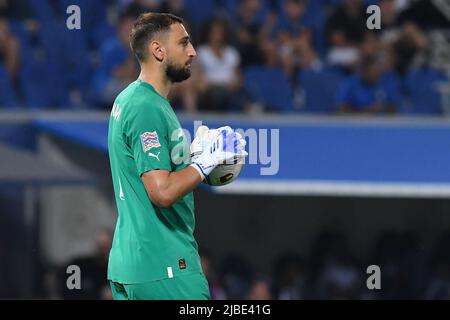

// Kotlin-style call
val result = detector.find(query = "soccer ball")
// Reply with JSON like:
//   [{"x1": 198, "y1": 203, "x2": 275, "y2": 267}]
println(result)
[{"x1": 204, "y1": 155, "x2": 245, "y2": 186}]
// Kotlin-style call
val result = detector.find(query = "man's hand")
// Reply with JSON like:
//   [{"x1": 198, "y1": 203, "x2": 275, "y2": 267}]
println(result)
[
  {"x1": 190, "y1": 126, "x2": 247, "y2": 180},
  {"x1": 191, "y1": 126, "x2": 246, "y2": 159},
  {"x1": 190, "y1": 125, "x2": 212, "y2": 160}
]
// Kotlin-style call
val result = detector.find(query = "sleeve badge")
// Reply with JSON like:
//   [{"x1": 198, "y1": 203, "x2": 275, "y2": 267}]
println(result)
[{"x1": 141, "y1": 131, "x2": 161, "y2": 152}]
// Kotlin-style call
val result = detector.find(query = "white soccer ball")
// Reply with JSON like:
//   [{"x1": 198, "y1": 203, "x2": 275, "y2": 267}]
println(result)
[
  {"x1": 192, "y1": 126, "x2": 245, "y2": 187},
  {"x1": 204, "y1": 155, "x2": 245, "y2": 186}
]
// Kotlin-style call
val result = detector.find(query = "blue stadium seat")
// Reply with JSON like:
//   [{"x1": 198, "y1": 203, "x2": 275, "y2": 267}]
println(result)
[
  {"x1": 404, "y1": 68, "x2": 449, "y2": 115},
  {"x1": 52, "y1": 21, "x2": 92, "y2": 104},
  {"x1": 25, "y1": 0, "x2": 53, "y2": 22},
  {"x1": 19, "y1": 64, "x2": 50, "y2": 109},
  {"x1": 20, "y1": 61, "x2": 71, "y2": 109},
  {"x1": 18, "y1": 17, "x2": 91, "y2": 108},
  {"x1": 184, "y1": 0, "x2": 219, "y2": 27},
  {"x1": 17, "y1": 21, "x2": 71, "y2": 109},
  {"x1": 0, "y1": 64, "x2": 18, "y2": 108},
  {"x1": 243, "y1": 66, "x2": 294, "y2": 111},
  {"x1": 378, "y1": 70, "x2": 404, "y2": 112},
  {"x1": 298, "y1": 67, "x2": 346, "y2": 113}
]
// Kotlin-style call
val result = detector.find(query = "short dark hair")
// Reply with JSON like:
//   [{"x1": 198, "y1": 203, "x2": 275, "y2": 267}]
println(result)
[{"x1": 130, "y1": 12, "x2": 184, "y2": 62}]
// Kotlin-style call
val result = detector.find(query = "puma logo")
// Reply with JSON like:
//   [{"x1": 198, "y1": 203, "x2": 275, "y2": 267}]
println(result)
[{"x1": 148, "y1": 151, "x2": 161, "y2": 161}]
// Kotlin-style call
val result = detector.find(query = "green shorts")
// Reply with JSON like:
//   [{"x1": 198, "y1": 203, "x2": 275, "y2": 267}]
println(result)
[{"x1": 109, "y1": 272, "x2": 210, "y2": 300}]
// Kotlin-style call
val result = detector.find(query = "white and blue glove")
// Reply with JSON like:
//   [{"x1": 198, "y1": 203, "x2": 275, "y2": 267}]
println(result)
[{"x1": 190, "y1": 126, "x2": 247, "y2": 180}]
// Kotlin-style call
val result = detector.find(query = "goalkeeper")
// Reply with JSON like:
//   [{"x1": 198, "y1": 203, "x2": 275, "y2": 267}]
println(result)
[{"x1": 107, "y1": 12, "x2": 246, "y2": 300}]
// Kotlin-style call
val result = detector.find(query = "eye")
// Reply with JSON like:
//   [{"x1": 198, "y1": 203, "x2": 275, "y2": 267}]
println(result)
[{"x1": 181, "y1": 38, "x2": 190, "y2": 47}]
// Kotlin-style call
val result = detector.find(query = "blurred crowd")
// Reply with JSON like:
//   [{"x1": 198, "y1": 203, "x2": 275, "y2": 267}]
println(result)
[
  {"x1": 1, "y1": 0, "x2": 449, "y2": 114},
  {"x1": 38, "y1": 228, "x2": 450, "y2": 300}
]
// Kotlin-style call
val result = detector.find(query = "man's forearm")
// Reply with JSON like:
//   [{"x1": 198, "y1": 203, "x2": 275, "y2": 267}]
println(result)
[
  {"x1": 165, "y1": 166, "x2": 203, "y2": 204},
  {"x1": 143, "y1": 166, "x2": 203, "y2": 209}
]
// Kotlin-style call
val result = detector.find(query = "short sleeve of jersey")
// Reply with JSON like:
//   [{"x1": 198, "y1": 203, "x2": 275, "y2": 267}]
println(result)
[{"x1": 124, "y1": 98, "x2": 172, "y2": 176}]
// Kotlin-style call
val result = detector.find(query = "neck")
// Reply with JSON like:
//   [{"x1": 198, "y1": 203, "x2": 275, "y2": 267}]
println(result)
[{"x1": 138, "y1": 64, "x2": 171, "y2": 98}]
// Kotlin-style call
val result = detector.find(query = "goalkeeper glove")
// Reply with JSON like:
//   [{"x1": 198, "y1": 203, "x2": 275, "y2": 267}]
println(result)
[
  {"x1": 191, "y1": 126, "x2": 246, "y2": 161},
  {"x1": 190, "y1": 126, "x2": 247, "y2": 180}
]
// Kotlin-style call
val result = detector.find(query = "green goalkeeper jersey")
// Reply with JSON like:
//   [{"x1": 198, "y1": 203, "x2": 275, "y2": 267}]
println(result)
[{"x1": 107, "y1": 79, "x2": 202, "y2": 284}]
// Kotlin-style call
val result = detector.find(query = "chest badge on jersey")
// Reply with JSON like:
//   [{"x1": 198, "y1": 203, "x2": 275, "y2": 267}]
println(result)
[
  {"x1": 141, "y1": 131, "x2": 161, "y2": 152},
  {"x1": 179, "y1": 258, "x2": 186, "y2": 270}
]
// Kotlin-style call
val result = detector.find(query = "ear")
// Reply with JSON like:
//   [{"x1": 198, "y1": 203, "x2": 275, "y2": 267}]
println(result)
[{"x1": 150, "y1": 40, "x2": 165, "y2": 62}]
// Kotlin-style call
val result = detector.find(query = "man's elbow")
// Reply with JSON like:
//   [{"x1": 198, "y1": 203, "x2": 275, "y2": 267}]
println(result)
[{"x1": 150, "y1": 192, "x2": 175, "y2": 209}]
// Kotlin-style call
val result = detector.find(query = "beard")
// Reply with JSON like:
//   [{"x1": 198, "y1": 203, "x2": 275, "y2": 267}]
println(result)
[{"x1": 165, "y1": 60, "x2": 192, "y2": 83}]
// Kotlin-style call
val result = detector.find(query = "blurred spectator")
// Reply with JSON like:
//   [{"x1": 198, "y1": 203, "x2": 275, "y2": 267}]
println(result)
[
  {"x1": 326, "y1": 0, "x2": 367, "y2": 72},
  {"x1": 272, "y1": 253, "x2": 306, "y2": 300},
  {"x1": 200, "y1": 249, "x2": 227, "y2": 300},
  {"x1": 424, "y1": 231, "x2": 450, "y2": 300},
  {"x1": 0, "y1": 15, "x2": 20, "y2": 107},
  {"x1": 388, "y1": 22, "x2": 428, "y2": 76},
  {"x1": 233, "y1": 0, "x2": 275, "y2": 67},
  {"x1": 360, "y1": 32, "x2": 384, "y2": 62},
  {"x1": 316, "y1": 260, "x2": 362, "y2": 299},
  {"x1": 335, "y1": 55, "x2": 401, "y2": 114},
  {"x1": 59, "y1": 229, "x2": 113, "y2": 300},
  {"x1": 399, "y1": 0, "x2": 450, "y2": 30},
  {"x1": 219, "y1": 254, "x2": 253, "y2": 299},
  {"x1": 246, "y1": 276, "x2": 274, "y2": 300},
  {"x1": 375, "y1": 0, "x2": 428, "y2": 76},
  {"x1": 306, "y1": 229, "x2": 362, "y2": 299},
  {"x1": 0, "y1": 16, "x2": 19, "y2": 80},
  {"x1": 297, "y1": 45, "x2": 323, "y2": 72},
  {"x1": 194, "y1": 18, "x2": 253, "y2": 111},
  {"x1": 371, "y1": 231, "x2": 423, "y2": 299},
  {"x1": 272, "y1": 0, "x2": 313, "y2": 75},
  {"x1": 377, "y1": 0, "x2": 403, "y2": 43},
  {"x1": 91, "y1": 12, "x2": 139, "y2": 109}
]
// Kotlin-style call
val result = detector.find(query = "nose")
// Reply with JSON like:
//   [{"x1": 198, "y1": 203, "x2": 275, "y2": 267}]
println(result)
[{"x1": 188, "y1": 43, "x2": 196, "y2": 58}]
